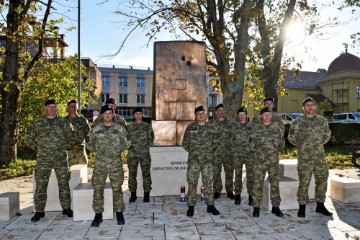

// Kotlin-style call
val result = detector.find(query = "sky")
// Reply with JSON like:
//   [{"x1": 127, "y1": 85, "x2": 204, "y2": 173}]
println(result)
[{"x1": 59, "y1": 0, "x2": 360, "y2": 72}]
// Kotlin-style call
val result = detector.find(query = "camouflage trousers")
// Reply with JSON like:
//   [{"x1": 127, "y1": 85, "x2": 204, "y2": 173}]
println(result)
[
  {"x1": 67, "y1": 145, "x2": 88, "y2": 166},
  {"x1": 234, "y1": 153, "x2": 254, "y2": 197},
  {"x1": 34, "y1": 151, "x2": 71, "y2": 212},
  {"x1": 252, "y1": 153, "x2": 281, "y2": 208},
  {"x1": 92, "y1": 160, "x2": 125, "y2": 213},
  {"x1": 127, "y1": 153, "x2": 152, "y2": 193},
  {"x1": 213, "y1": 154, "x2": 234, "y2": 193},
  {"x1": 297, "y1": 157, "x2": 329, "y2": 204},
  {"x1": 186, "y1": 161, "x2": 215, "y2": 206}
]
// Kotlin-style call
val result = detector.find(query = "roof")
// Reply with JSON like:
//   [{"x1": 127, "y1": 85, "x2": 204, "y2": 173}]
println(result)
[
  {"x1": 99, "y1": 67, "x2": 153, "y2": 76},
  {"x1": 282, "y1": 71, "x2": 325, "y2": 89},
  {"x1": 328, "y1": 53, "x2": 360, "y2": 74}
]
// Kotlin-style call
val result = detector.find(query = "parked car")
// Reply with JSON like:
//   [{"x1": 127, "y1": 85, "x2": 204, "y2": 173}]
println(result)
[
  {"x1": 280, "y1": 113, "x2": 303, "y2": 123},
  {"x1": 332, "y1": 112, "x2": 360, "y2": 122}
]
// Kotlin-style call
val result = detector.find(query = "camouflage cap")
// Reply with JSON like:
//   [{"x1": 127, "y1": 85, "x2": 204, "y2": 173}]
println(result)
[
  {"x1": 100, "y1": 105, "x2": 113, "y2": 114},
  {"x1": 263, "y1": 97, "x2": 274, "y2": 102},
  {"x1": 45, "y1": 99, "x2": 57, "y2": 106},
  {"x1": 67, "y1": 99, "x2": 77, "y2": 105},
  {"x1": 133, "y1": 107, "x2": 143, "y2": 114},
  {"x1": 302, "y1": 97, "x2": 316, "y2": 106},
  {"x1": 194, "y1": 106, "x2": 205, "y2": 113},
  {"x1": 105, "y1": 98, "x2": 116, "y2": 104},
  {"x1": 237, "y1": 107, "x2": 247, "y2": 114},
  {"x1": 215, "y1": 103, "x2": 225, "y2": 110},
  {"x1": 260, "y1": 107, "x2": 271, "y2": 115}
]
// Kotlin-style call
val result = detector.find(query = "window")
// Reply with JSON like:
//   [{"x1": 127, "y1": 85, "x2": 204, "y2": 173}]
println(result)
[
  {"x1": 119, "y1": 77, "x2": 128, "y2": 88},
  {"x1": 102, "y1": 76, "x2": 110, "y2": 92},
  {"x1": 357, "y1": 85, "x2": 360, "y2": 98},
  {"x1": 101, "y1": 93, "x2": 110, "y2": 104},
  {"x1": 209, "y1": 94, "x2": 217, "y2": 108},
  {"x1": 119, "y1": 94, "x2": 128, "y2": 104},
  {"x1": 137, "y1": 94, "x2": 145, "y2": 104},
  {"x1": 136, "y1": 78, "x2": 145, "y2": 88}
]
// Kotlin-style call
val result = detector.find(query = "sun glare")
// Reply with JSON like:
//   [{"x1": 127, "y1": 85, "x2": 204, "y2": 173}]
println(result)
[{"x1": 286, "y1": 21, "x2": 306, "y2": 43}]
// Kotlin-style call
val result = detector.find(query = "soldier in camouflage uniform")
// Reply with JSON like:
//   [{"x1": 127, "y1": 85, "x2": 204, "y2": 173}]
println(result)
[
  {"x1": 212, "y1": 103, "x2": 235, "y2": 200},
  {"x1": 86, "y1": 105, "x2": 131, "y2": 227},
  {"x1": 127, "y1": 107, "x2": 154, "y2": 203},
  {"x1": 65, "y1": 100, "x2": 91, "y2": 166},
  {"x1": 288, "y1": 97, "x2": 332, "y2": 218},
  {"x1": 183, "y1": 106, "x2": 220, "y2": 217},
  {"x1": 93, "y1": 98, "x2": 127, "y2": 129},
  {"x1": 233, "y1": 107, "x2": 255, "y2": 205},
  {"x1": 25, "y1": 99, "x2": 75, "y2": 222},
  {"x1": 252, "y1": 97, "x2": 284, "y2": 135},
  {"x1": 250, "y1": 107, "x2": 285, "y2": 218}
]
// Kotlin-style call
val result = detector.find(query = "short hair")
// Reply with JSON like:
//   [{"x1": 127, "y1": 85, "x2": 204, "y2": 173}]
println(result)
[
  {"x1": 263, "y1": 97, "x2": 274, "y2": 102},
  {"x1": 67, "y1": 99, "x2": 77, "y2": 105},
  {"x1": 302, "y1": 97, "x2": 316, "y2": 106},
  {"x1": 105, "y1": 98, "x2": 116, "y2": 104}
]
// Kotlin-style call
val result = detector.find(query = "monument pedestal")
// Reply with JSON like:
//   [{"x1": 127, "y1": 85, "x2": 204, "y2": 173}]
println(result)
[
  {"x1": 0, "y1": 192, "x2": 19, "y2": 221},
  {"x1": 135, "y1": 146, "x2": 226, "y2": 197}
]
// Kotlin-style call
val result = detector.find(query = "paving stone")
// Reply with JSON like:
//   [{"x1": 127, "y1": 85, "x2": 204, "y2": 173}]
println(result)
[
  {"x1": 196, "y1": 222, "x2": 236, "y2": 239},
  {"x1": 119, "y1": 224, "x2": 165, "y2": 240},
  {"x1": 124, "y1": 212, "x2": 154, "y2": 225},
  {"x1": 136, "y1": 203, "x2": 163, "y2": 213},
  {"x1": 84, "y1": 220, "x2": 121, "y2": 239},
  {"x1": 154, "y1": 211, "x2": 193, "y2": 225},
  {"x1": 165, "y1": 223, "x2": 200, "y2": 240}
]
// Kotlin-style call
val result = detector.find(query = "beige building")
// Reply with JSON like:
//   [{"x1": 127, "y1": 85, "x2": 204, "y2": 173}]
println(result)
[{"x1": 96, "y1": 66, "x2": 153, "y2": 121}]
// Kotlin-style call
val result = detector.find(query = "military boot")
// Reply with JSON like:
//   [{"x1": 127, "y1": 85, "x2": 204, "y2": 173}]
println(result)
[
  {"x1": 207, "y1": 205, "x2": 220, "y2": 215},
  {"x1": 91, "y1": 213, "x2": 103, "y2": 227},
  {"x1": 253, "y1": 207, "x2": 260, "y2": 218},
  {"x1": 116, "y1": 212, "x2": 125, "y2": 225},
  {"x1": 298, "y1": 204, "x2": 306, "y2": 218},
  {"x1": 248, "y1": 196, "x2": 253, "y2": 206},
  {"x1": 271, "y1": 207, "x2": 284, "y2": 217},
  {"x1": 187, "y1": 206, "x2": 194, "y2": 217},
  {"x1": 227, "y1": 192, "x2": 235, "y2": 200},
  {"x1": 234, "y1": 194, "x2": 241, "y2": 205},
  {"x1": 62, "y1": 208, "x2": 73, "y2": 217},
  {"x1": 316, "y1": 202, "x2": 333, "y2": 216},
  {"x1": 213, "y1": 192, "x2": 220, "y2": 199},
  {"x1": 31, "y1": 212, "x2": 45, "y2": 222},
  {"x1": 143, "y1": 192, "x2": 150, "y2": 202},
  {"x1": 129, "y1": 192, "x2": 137, "y2": 203}
]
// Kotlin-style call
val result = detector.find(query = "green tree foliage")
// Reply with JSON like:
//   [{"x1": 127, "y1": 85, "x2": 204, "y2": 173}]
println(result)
[{"x1": 114, "y1": 0, "x2": 321, "y2": 117}]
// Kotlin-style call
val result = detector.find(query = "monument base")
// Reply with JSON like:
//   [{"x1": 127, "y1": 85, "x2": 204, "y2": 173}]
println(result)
[{"x1": 135, "y1": 146, "x2": 226, "y2": 197}]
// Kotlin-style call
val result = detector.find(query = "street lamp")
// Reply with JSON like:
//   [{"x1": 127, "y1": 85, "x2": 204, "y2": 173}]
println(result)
[{"x1": 77, "y1": 0, "x2": 81, "y2": 114}]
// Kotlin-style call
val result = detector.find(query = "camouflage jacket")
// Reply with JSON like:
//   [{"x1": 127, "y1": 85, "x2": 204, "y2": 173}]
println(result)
[
  {"x1": 86, "y1": 123, "x2": 130, "y2": 160},
  {"x1": 183, "y1": 122, "x2": 218, "y2": 164},
  {"x1": 65, "y1": 114, "x2": 91, "y2": 146},
  {"x1": 127, "y1": 121, "x2": 154, "y2": 157},
  {"x1": 233, "y1": 121, "x2": 253, "y2": 155},
  {"x1": 211, "y1": 118, "x2": 235, "y2": 154},
  {"x1": 93, "y1": 114, "x2": 127, "y2": 130},
  {"x1": 24, "y1": 116, "x2": 76, "y2": 154},
  {"x1": 249, "y1": 123, "x2": 284, "y2": 156},
  {"x1": 252, "y1": 111, "x2": 285, "y2": 135},
  {"x1": 288, "y1": 115, "x2": 331, "y2": 157}
]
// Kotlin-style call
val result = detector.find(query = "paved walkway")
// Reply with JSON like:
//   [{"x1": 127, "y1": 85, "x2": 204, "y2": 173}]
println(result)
[{"x1": 0, "y1": 168, "x2": 360, "y2": 240}]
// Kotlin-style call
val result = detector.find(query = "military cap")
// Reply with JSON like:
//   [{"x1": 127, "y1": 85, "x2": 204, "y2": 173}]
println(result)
[
  {"x1": 260, "y1": 107, "x2": 271, "y2": 115},
  {"x1": 263, "y1": 97, "x2": 274, "y2": 102},
  {"x1": 105, "y1": 98, "x2": 116, "y2": 104},
  {"x1": 302, "y1": 97, "x2": 316, "y2": 106},
  {"x1": 194, "y1": 106, "x2": 206, "y2": 113},
  {"x1": 44, "y1": 99, "x2": 57, "y2": 106},
  {"x1": 133, "y1": 107, "x2": 143, "y2": 114},
  {"x1": 237, "y1": 107, "x2": 247, "y2": 114},
  {"x1": 100, "y1": 105, "x2": 113, "y2": 114},
  {"x1": 215, "y1": 103, "x2": 225, "y2": 111},
  {"x1": 67, "y1": 99, "x2": 77, "y2": 105}
]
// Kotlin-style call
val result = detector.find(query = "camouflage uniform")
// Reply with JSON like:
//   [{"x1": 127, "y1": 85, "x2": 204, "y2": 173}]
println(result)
[
  {"x1": 25, "y1": 116, "x2": 75, "y2": 212},
  {"x1": 212, "y1": 119, "x2": 235, "y2": 194},
  {"x1": 93, "y1": 114, "x2": 127, "y2": 130},
  {"x1": 250, "y1": 123, "x2": 285, "y2": 208},
  {"x1": 86, "y1": 123, "x2": 130, "y2": 213},
  {"x1": 65, "y1": 114, "x2": 91, "y2": 166},
  {"x1": 253, "y1": 111, "x2": 285, "y2": 135},
  {"x1": 233, "y1": 121, "x2": 254, "y2": 197},
  {"x1": 183, "y1": 122, "x2": 218, "y2": 206},
  {"x1": 127, "y1": 121, "x2": 154, "y2": 193},
  {"x1": 287, "y1": 115, "x2": 331, "y2": 204}
]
